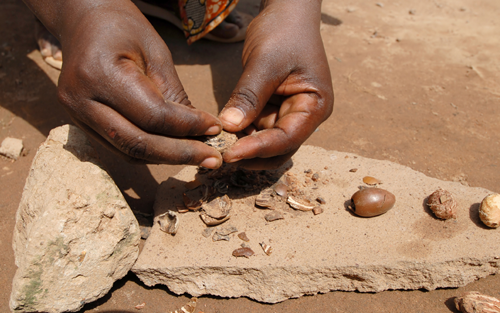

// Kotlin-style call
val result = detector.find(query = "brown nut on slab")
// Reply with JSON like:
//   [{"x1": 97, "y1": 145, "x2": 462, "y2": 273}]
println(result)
[
  {"x1": 427, "y1": 188, "x2": 457, "y2": 220},
  {"x1": 351, "y1": 188, "x2": 396, "y2": 217},
  {"x1": 454, "y1": 291, "x2": 500, "y2": 313}
]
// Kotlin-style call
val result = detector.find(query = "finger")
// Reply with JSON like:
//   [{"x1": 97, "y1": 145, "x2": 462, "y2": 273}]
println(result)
[
  {"x1": 231, "y1": 149, "x2": 298, "y2": 170},
  {"x1": 94, "y1": 61, "x2": 221, "y2": 137},
  {"x1": 71, "y1": 118, "x2": 148, "y2": 164},
  {"x1": 76, "y1": 99, "x2": 223, "y2": 167},
  {"x1": 223, "y1": 93, "x2": 324, "y2": 162},
  {"x1": 218, "y1": 57, "x2": 286, "y2": 132},
  {"x1": 250, "y1": 103, "x2": 279, "y2": 130}
]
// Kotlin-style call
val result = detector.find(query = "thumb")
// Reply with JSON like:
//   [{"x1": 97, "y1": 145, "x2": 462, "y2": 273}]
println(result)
[{"x1": 219, "y1": 59, "x2": 283, "y2": 132}]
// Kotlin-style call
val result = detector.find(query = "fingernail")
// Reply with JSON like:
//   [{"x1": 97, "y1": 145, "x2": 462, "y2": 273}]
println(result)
[
  {"x1": 220, "y1": 108, "x2": 244, "y2": 127},
  {"x1": 200, "y1": 157, "x2": 220, "y2": 169},
  {"x1": 204, "y1": 125, "x2": 221, "y2": 135}
]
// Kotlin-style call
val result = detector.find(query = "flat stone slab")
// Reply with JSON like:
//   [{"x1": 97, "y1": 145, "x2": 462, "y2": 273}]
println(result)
[{"x1": 133, "y1": 145, "x2": 499, "y2": 303}]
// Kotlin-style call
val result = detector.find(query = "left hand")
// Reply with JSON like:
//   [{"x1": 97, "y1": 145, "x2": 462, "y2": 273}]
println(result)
[{"x1": 218, "y1": 0, "x2": 334, "y2": 170}]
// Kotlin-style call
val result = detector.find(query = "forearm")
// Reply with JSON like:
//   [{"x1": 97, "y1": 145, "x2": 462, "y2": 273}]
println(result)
[{"x1": 22, "y1": 0, "x2": 139, "y2": 43}]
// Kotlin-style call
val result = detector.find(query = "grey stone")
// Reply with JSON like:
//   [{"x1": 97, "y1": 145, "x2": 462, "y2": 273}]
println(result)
[
  {"x1": 132, "y1": 145, "x2": 499, "y2": 303},
  {"x1": 10, "y1": 125, "x2": 140, "y2": 312},
  {"x1": 0, "y1": 137, "x2": 23, "y2": 160}
]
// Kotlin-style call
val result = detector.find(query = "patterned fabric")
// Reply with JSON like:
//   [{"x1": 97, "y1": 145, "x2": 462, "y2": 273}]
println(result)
[{"x1": 178, "y1": 0, "x2": 239, "y2": 44}]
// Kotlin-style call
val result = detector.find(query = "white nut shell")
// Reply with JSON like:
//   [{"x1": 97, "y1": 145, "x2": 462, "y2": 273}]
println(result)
[{"x1": 479, "y1": 193, "x2": 500, "y2": 228}]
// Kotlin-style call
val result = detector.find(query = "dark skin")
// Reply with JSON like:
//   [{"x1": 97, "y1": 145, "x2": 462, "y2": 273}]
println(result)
[{"x1": 23, "y1": 0, "x2": 334, "y2": 170}]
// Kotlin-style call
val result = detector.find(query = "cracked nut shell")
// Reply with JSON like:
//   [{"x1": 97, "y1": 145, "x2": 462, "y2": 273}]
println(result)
[
  {"x1": 427, "y1": 188, "x2": 457, "y2": 220},
  {"x1": 351, "y1": 187, "x2": 396, "y2": 217},
  {"x1": 479, "y1": 193, "x2": 500, "y2": 228},
  {"x1": 454, "y1": 291, "x2": 500, "y2": 313}
]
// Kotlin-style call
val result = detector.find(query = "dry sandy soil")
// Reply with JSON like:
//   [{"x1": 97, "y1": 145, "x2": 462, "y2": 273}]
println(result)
[{"x1": 1, "y1": 0, "x2": 499, "y2": 312}]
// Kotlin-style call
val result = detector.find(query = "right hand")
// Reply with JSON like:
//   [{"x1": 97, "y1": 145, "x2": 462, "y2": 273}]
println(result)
[{"x1": 55, "y1": 1, "x2": 223, "y2": 167}]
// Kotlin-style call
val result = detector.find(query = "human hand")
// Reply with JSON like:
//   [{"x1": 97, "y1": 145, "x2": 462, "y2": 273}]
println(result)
[
  {"x1": 218, "y1": 0, "x2": 334, "y2": 170},
  {"x1": 45, "y1": 0, "x2": 223, "y2": 167}
]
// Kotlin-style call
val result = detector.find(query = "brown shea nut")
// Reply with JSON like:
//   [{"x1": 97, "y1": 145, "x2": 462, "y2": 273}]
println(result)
[
  {"x1": 479, "y1": 193, "x2": 500, "y2": 228},
  {"x1": 427, "y1": 188, "x2": 457, "y2": 219},
  {"x1": 351, "y1": 187, "x2": 396, "y2": 217},
  {"x1": 454, "y1": 291, "x2": 500, "y2": 313}
]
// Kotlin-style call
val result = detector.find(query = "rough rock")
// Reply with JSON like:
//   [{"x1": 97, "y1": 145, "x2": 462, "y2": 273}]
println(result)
[
  {"x1": 132, "y1": 145, "x2": 500, "y2": 303},
  {"x1": 0, "y1": 137, "x2": 23, "y2": 159},
  {"x1": 10, "y1": 125, "x2": 140, "y2": 313}
]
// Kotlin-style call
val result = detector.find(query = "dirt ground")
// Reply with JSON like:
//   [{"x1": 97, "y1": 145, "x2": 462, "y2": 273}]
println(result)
[{"x1": 1, "y1": 0, "x2": 499, "y2": 312}]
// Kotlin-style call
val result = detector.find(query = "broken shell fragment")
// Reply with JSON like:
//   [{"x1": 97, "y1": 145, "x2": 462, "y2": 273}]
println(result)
[
  {"x1": 212, "y1": 233, "x2": 230, "y2": 242},
  {"x1": 213, "y1": 180, "x2": 229, "y2": 194},
  {"x1": 217, "y1": 225, "x2": 238, "y2": 236},
  {"x1": 158, "y1": 211, "x2": 179, "y2": 235},
  {"x1": 316, "y1": 197, "x2": 326, "y2": 204},
  {"x1": 200, "y1": 212, "x2": 230, "y2": 226},
  {"x1": 351, "y1": 187, "x2": 396, "y2": 217},
  {"x1": 260, "y1": 242, "x2": 273, "y2": 255},
  {"x1": 202, "y1": 227, "x2": 214, "y2": 238},
  {"x1": 238, "y1": 232, "x2": 250, "y2": 242},
  {"x1": 427, "y1": 188, "x2": 457, "y2": 220},
  {"x1": 479, "y1": 193, "x2": 500, "y2": 228},
  {"x1": 363, "y1": 176, "x2": 382, "y2": 185},
  {"x1": 273, "y1": 183, "x2": 288, "y2": 198},
  {"x1": 183, "y1": 184, "x2": 214, "y2": 210},
  {"x1": 313, "y1": 207, "x2": 324, "y2": 215},
  {"x1": 287, "y1": 196, "x2": 315, "y2": 211},
  {"x1": 202, "y1": 195, "x2": 232, "y2": 219},
  {"x1": 185, "y1": 179, "x2": 202, "y2": 190},
  {"x1": 203, "y1": 130, "x2": 238, "y2": 153},
  {"x1": 454, "y1": 291, "x2": 500, "y2": 313},
  {"x1": 265, "y1": 211, "x2": 284, "y2": 222},
  {"x1": 255, "y1": 188, "x2": 274, "y2": 208},
  {"x1": 169, "y1": 297, "x2": 198, "y2": 313},
  {"x1": 232, "y1": 247, "x2": 254, "y2": 258}
]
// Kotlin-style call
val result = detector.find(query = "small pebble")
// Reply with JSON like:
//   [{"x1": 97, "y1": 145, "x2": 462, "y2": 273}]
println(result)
[
  {"x1": 349, "y1": 168, "x2": 358, "y2": 173},
  {"x1": 0, "y1": 137, "x2": 23, "y2": 160},
  {"x1": 312, "y1": 173, "x2": 320, "y2": 181},
  {"x1": 376, "y1": 2, "x2": 384, "y2": 7},
  {"x1": 316, "y1": 197, "x2": 326, "y2": 204}
]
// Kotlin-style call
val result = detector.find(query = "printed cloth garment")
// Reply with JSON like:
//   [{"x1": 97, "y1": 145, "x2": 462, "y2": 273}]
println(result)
[{"x1": 179, "y1": 0, "x2": 239, "y2": 44}]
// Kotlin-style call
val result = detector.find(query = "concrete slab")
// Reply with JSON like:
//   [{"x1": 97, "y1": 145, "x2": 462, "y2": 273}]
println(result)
[{"x1": 132, "y1": 146, "x2": 499, "y2": 303}]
